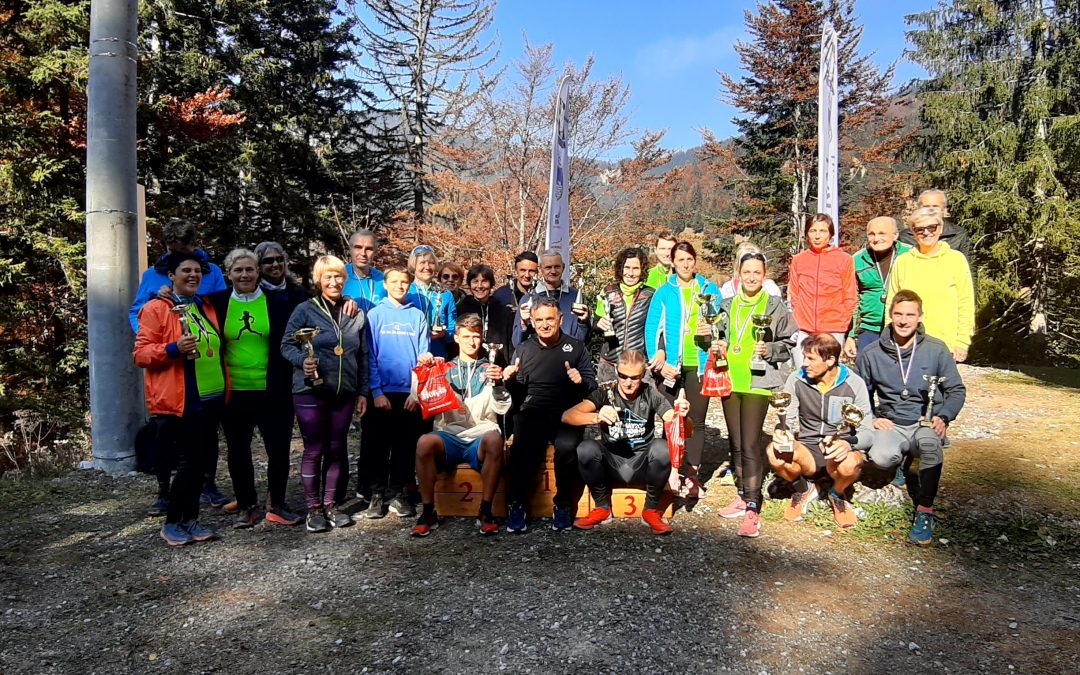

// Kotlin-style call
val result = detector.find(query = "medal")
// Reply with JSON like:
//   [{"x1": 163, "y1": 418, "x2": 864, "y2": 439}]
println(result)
[
  {"x1": 206, "y1": 348, "x2": 214, "y2": 357},
  {"x1": 334, "y1": 345, "x2": 344, "y2": 356},
  {"x1": 732, "y1": 345, "x2": 742, "y2": 354},
  {"x1": 901, "y1": 388, "x2": 909, "y2": 399},
  {"x1": 880, "y1": 293, "x2": 887, "y2": 304},
  {"x1": 896, "y1": 337, "x2": 918, "y2": 401}
]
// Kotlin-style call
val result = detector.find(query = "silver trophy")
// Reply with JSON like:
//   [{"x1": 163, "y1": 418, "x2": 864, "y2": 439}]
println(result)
[
  {"x1": 919, "y1": 374, "x2": 946, "y2": 427},
  {"x1": 483, "y1": 342, "x2": 503, "y2": 364},
  {"x1": 599, "y1": 292, "x2": 616, "y2": 338},
  {"x1": 770, "y1": 391, "x2": 793, "y2": 459},
  {"x1": 749, "y1": 314, "x2": 772, "y2": 373},
  {"x1": 168, "y1": 301, "x2": 199, "y2": 361},
  {"x1": 429, "y1": 282, "x2": 445, "y2": 332}
]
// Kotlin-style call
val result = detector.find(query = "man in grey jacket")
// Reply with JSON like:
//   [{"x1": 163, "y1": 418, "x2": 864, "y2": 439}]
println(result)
[
  {"x1": 767, "y1": 333, "x2": 874, "y2": 529},
  {"x1": 855, "y1": 289, "x2": 966, "y2": 547}
]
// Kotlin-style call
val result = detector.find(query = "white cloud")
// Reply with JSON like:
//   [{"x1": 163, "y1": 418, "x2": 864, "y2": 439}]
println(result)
[{"x1": 634, "y1": 27, "x2": 744, "y2": 77}]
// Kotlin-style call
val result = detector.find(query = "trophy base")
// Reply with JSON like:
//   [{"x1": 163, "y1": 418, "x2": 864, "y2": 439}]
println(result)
[
  {"x1": 603, "y1": 331, "x2": 616, "y2": 338},
  {"x1": 918, "y1": 419, "x2": 933, "y2": 428},
  {"x1": 186, "y1": 353, "x2": 200, "y2": 361},
  {"x1": 305, "y1": 377, "x2": 324, "y2": 387},
  {"x1": 750, "y1": 358, "x2": 767, "y2": 373}
]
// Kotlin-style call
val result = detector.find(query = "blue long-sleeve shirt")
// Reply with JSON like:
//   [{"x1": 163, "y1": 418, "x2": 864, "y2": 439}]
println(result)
[
  {"x1": 366, "y1": 297, "x2": 430, "y2": 398},
  {"x1": 129, "y1": 250, "x2": 226, "y2": 333}
]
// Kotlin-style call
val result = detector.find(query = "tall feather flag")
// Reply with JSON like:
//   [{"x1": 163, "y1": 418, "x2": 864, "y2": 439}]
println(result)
[
  {"x1": 545, "y1": 76, "x2": 572, "y2": 285},
  {"x1": 817, "y1": 21, "x2": 840, "y2": 246}
]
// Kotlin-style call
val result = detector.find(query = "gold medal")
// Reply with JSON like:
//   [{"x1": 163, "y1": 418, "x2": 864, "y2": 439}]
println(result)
[
  {"x1": 334, "y1": 345, "x2": 344, "y2": 356},
  {"x1": 206, "y1": 348, "x2": 214, "y2": 357}
]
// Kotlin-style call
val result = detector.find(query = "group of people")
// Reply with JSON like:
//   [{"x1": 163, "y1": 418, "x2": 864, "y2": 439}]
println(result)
[{"x1": 132, "y1": 188, "x2": 971, "y2": 548}]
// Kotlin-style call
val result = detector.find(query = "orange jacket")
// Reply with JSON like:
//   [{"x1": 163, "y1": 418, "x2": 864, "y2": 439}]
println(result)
[
  {"x1": 133, "y1": 297, "x2": 227, "y2": 416},
  {"x1": 788, "y1": 246, "x2": 857, "y2": 334}
]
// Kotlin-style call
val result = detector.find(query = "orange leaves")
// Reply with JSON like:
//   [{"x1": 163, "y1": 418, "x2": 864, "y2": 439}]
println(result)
[{"x1": 160, "y1": 87, "x2": 246, "y2": 141}]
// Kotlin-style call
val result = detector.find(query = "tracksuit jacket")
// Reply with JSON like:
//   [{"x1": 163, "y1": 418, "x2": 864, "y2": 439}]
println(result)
[
  {"x1": 885, "y1": 241, "x2": 974, "y2": 352},
  {"x1": 850, "y1": 242, "x2": 912, "y2": 336},
  {"x1": 788, "y1": 246, "x2": 858, "y2": 334},
  {"x1": 644, "y1": 273, "x2": 721, "y2": 376},
  {"x1": 411, "y1": 357, "x2": 512, "y2": 441},
  {"x1": 343, "y1": 266, "x2": 386, "y2": 314},
  {"x1": 280, "y1": 296, "x2": 371, "y2": 398},
  {"x1": 781, "y1": 365, "x2": 874, "y2": 450}
]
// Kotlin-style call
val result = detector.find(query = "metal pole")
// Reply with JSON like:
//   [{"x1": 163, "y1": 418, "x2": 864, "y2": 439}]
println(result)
[{"x1": 86, "y1": 0, "x2": 142, "y2": 474}]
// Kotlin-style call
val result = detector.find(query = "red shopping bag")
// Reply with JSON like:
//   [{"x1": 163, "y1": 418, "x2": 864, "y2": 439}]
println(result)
[
  {"x1": 413, "y1": 358, "x2": 461, "y2": 419},
  {"x1": 700, "y1": 351, "x2": 733, "y2": 397},
  {"x1": 665, "y1": 411, "x2": 686, "y2": 470}
]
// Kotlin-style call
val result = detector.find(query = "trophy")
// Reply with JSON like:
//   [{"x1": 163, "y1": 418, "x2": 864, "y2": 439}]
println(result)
[
  {"x1": 750, "y1": 314, "x2": 772, "y2": 372},
  {"x1": 168, "y1": 302, "x2": 199, "y2": 361},
  {"x1": 697, "y1": 292, "x2": 724, "y2": 367},
  {"x1": 505, "y1": 274, "x2": 519, "y2": 312},
  {"x1": 599, "y1": 292, "x2": 616, "y2": 338},
  {"x1": 822, "y1": 403, "x2": 864, "y2": 449},
  {"x1": 429, "y1": 282, "x2": 445, "y2": 332},
  {"x1": 769, "y1": 391, "x2": 793, "y2": 459},
  {"x1": 292, "y1": 327, "x2": 323, "y2": 386},
  {"x1": 919, "y1": 374, "x2": 946, "y2": 427}
]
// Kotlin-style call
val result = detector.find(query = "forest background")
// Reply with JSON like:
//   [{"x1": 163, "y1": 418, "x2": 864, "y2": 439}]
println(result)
[{"x1": 1, "y1": 0, "x2": 1078, "y2": 472}]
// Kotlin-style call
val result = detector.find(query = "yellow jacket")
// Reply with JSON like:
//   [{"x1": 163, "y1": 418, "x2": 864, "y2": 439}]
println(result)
[{"x1": 886, "y1": 241, "x2": 974, "y2": 351}]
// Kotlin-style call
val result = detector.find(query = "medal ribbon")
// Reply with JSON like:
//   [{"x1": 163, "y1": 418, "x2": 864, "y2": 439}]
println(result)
[
  {"x1": 896, "y1": 336, "x2": 918, "y2": 394},
  {"x1": 732, "y1": 292, "x2": 765, "y2": 346},
  {"x1": 314, "y1": 296, "x2": 344, "y2": 354},
  {"x1": 675, "y1": 279, "x2": 699, "y2": 365}
]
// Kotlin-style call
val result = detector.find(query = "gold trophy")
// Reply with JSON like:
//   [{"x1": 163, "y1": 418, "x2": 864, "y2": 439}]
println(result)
[
  {"x1": 919, "y1": 374, "x2": 946, "y2": 427},
  {"x1": 769, "y1": 391, "x2": 793, "y2": 460},
  {"x1": 168, "y1": 301, "x2": 199, "y2": 361},
  {"x1": 429, "y1": 282, "x2": 445, "y2": 332},
  {"x1": 822, "y1": 403, "x2": 865, "y2": 449},
  {"x1": 292, "y1": 327, "x2": 323, "y2": 386},
  {"x1": 750, "y1": 314, "x2": 772, "y2": 372}
]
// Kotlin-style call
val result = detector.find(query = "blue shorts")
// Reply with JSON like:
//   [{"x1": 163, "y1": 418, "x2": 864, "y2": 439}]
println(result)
[{"x1": 432, "y1": 431, "x2": 483, "y2": 471}]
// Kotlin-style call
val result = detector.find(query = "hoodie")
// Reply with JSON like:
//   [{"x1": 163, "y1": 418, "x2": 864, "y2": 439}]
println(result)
[
  {"x1": 781, "y1": 365, "x2": 874, "y2": 450},
  {"x1": 366, "y1": 296, "x2": 430, "y2": 398},
  {"x1": 788, "y1": 245, "x2": 857, "y2": 334},
  {"x1": 885, "y1": 241, "x2": 974, "y2": 352},
  {"x1": 129, "y1": 249, "x2": 226, "y2": 333}
]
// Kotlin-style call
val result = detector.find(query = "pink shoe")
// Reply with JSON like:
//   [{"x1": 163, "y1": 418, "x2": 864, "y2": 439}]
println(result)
[
  {"x1": 719, "y1": 495, "x2": 748, "y2": 519},
  {"x1": 738, "y1": 510, "x2": 761, "y2": 538}
]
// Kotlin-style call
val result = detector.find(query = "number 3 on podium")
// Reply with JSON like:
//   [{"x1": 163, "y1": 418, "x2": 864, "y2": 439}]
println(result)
[{"x1": 623, "y1": 494, "x2": 637, "y2": 516}]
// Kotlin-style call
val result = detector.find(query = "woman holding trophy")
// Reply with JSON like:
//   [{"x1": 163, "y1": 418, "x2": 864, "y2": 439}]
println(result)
[
  {"x1": 281, "y1": 255, "x2": 371, "y2": 534},
  {"x1": 714, "y1": 252, "x2": 796, "y2": 538},
  {"x1": 406, "y1": 244, "x2": 457, "y2": 358},
  {"x1": 135, "y1": 251, "x2": 228, "y2": 547},
  {"x1": 593, "y1": 247, "x2": 655, "y2": 383}
]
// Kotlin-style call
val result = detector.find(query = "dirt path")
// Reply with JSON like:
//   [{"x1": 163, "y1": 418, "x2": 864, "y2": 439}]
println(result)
[{"x1": 1, "y1": 366, "x2": 1077, "y2": 674}]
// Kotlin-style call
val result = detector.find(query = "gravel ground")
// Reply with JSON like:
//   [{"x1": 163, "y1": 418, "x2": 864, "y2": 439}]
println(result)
[{"x1": 1, "y1": 365, "x2": 1078, "y2": 674}]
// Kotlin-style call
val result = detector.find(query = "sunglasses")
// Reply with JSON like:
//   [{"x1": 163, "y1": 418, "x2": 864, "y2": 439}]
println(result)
[
  {"x1": 912, "y1": 225, "x2": 940, "y2": 235},
  {"x1": 411, "y1": 244, "x2": 435, "y2": 255},
  {"x1": 440, "y1": 274, "x2": 461, "y2": 281},
  {"x1": 616, "y1": 371, "x2": 644, "y2": 381},
  {"x1": 739, "y1": 252, "x2": 767, "y2": 264},
  {"x1": 260, "y1": 255, "x2": 285, "y2": 265}
]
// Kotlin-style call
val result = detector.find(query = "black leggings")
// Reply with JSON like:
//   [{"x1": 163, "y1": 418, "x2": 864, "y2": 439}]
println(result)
[
  {"x1": 509, "y1": 408, "x2": 584, "y2": 510},
  {"x1": 163, "y1": 397, "x2": 224, "y2": 524},
  {"x1": 577, "y1": 438, "x2": 670, "y2": 510},
  {"x1": 359, "y1": 392, "x2": 423, "y2": 499},
  {"x1": 223, "y1": 389, "x2": 294, "y2": 509},
  {"x1": 720, "y1": 392, "x2": 769, "y2": 510},
  {"x1": 661, "y1": 367, "x2": 709, "y2": 469}
]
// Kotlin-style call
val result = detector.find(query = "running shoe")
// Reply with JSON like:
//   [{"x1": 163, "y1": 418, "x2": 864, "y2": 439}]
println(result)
[
  {"x1": 181, "y1": 520, "x2": 219, "y2": 542},
  {"x1": 574, "y1": 507, "x2": 613, "y2": 530},
  {"x1": 507, "y1": 503, "x2": 528, "y2": 533},
  {"x1": 738, "y1": 510, "x2": 761, "y2": 538},
  {"x1": 265, "y1": 505, "x2": 302, "y2": 526},
  {"x1": 784, "y1": 483, "x2": 818, "y2": 522},
  {"x1": 909, "y1": 511, "x2": 935, "y2": 547},
  {"x1": 223, "y1": 500, "x2": 240, "y2": 514},
  {"x1": 364, "y1": 493, "x2": 387, "y2": 520},
  {"x1": 551, "y1": 506, "x2": 573, "y2": 532},
  {"x1": 306, "y1": 510, "x2": 331, "y2": 533},
  {"x1": 719, "y1": 495, "x2": 748, "y2": 520},
  {"x1": 388, "y1": 495, "x2": 416, "y2": 518},
  {"x1": 354, "y1": 492, "x2": 370, "y2": 511},
  {"x1": 232, "y1": 506, "x2": 260, "y2": 529},
  {"x1": 200, "y1": 486, "x2": 231, "y2": 508},
  {"x1": 324, "y1": 504, "x2": 354, "y2": 528},
  {"x1": 476, "y1": 512, "x2": 498, "y2": 536},
  {"x1": 160, "y1": 522, "x2": 192, "y2": 546},
  {"x1": 891, "y1": 467, "x2": 906, "y2": 487},
  {"x1": 147, "y1": 496, "x2": 169, "y2": 517},
  {"x1": 411, "y1": 512, "x2": 439, "y2": 537},
  {"x1": 827, "y1": 489, "x2": 857, "y2": 529},
  {"x1": 641, "y1": 509, "x2": 673, "y2": 535}
]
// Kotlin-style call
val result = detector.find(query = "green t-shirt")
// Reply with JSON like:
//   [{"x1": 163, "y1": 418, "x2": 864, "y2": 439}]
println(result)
[
  {"x1": 184, "y1": 305, "x2": 225, "y2": 398},
  {"x1": 726, "y1": 292, "x2": 770, "y2": 396},
  {"x1": 645, "y1": 264, "x2": 672, "y2": 290},
  {"x1": 680, "y1": 287, "x2": 700, "y2": 368},
  {"x1": 223, "y1": 293, "x2": 270, "y2": 391}
]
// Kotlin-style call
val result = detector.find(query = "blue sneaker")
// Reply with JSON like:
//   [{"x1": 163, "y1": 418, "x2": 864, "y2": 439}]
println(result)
[
  {"x1": 160, "y1": 523, "x2": 192, "y2": 546},
  {"x1": 551, "y1": 506, "x2": 573, "y2": 532},
  {"x1": 909, "y1": 511, "x2": 935, "y2": 547},
  {"x1": 181, "y1": 519, "x2": 219, "y2": 542},
  {"x1": 147, "y1": 496, "x2": 169, "y2": 517},
  {"x1": 891, "y1": 467, "x2": 907, "y2": 487},
  {"x1": 507, "y1": 503, "x2": 528, "y2": 533},
  {"x1": 200, "y1": 486, "x2": 231, "y2": 508}
]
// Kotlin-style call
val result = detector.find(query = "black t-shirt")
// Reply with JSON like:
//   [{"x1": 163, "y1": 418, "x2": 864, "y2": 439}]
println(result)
[{"x1": 586, "y1": 382, "x2": 671, "y2": 451}]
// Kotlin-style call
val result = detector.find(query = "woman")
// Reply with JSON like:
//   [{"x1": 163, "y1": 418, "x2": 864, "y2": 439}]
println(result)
[
  {"x1": 720, "y1": 241, "x2": 783, "y2": 299},
  {"x1": 135, "y1": 251, "x2": 227, "y2": 546},
  {"x1": 887, "y1": 207, "x2": 974, "y2": 362},
  {"x1": 456, "y1": 264, "x2": 511, "y2": 366},
  {"x1": 715, "y1": 252, "x2": 796, "y2": 538},
  {"x1": 438, "y1": 260, "x2": 467, "y2": 306},
  {"x1": 281, "y1": 255, "x2": 370, "y2": 534},
  {"x1": 788, "y1": 213, "x2": 857, "y2": 369},
  {"x1": 209, "y1": 248, "x2": 304, "y2": 529},
  {"x1": 644, "y1": 241, "x2": 720, "y2": 495},
  {"x1": 594, "y1": 247, "x2": 656, "y2": 383},
  {"x1": 407, "y1": 245, "x2": 457, "y2": 358}
]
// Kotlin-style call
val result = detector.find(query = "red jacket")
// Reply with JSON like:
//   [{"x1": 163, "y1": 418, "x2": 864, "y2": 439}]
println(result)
[
  {"x1": 788, "y1": 246, "x2": 857, "y2": 334},
  {"x1": 133, "y1": 297, "x2": 227, "y2": 416}
]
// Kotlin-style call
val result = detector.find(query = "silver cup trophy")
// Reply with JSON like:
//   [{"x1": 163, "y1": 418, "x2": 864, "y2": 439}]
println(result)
[
  {"x1": 429, "y1": 282, "x2": 445, "y2": 332},
  {"x1": 919, "y1": 374, "x2": 946, "y2": 427},
  {"x1": 168, "y1": 302, "x2": 199, "y2": 361},
  {"x1": 292, "y1": 327, "x2": 323, "y2": 386},
  {"x1": 770, "y1": 391, "x2": 793, "y2": 460},
  {"x1": 750, "y1": 314, "x2": 772, "y2": 373}
]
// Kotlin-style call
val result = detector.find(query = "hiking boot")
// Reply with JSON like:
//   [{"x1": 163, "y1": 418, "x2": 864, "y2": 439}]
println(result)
[
  {"x1": 388, "y1": 495, "x2": 416, "y2": 518},
  {"x1": 181, "y1": 520, "x2": 219, "y2": 542},
  {"x1": 306, "y1": 509, "x2": 331, "y2": 533},
  {"x1": 147, "y1": 496, "x2": 169, "y2": 517},
  {"x1": 642, "y1": 509, "x2": 673, "y2": 535},
  {"x1": 200, "y1": 486, "x2": 231, "y2": 508},
  {"x1": 364, "y1": 493, "x2": 387, "y2": 520},
  {"x1": 574, "y1": 507, "x2": 613, "y2": 530},
  {"x1": 909, "y1": 511, "x2": 935, "y2": 547},
  {"x1": 160, "y1": 522, "x2": 192, "y2": 546},
  {"x1": 719, "y1": 495, "x2": 748, "y2": 520},
  {"x1": 324, "y1": 504, "x2": 354, "y2": 528},
  {"x1": 411, "y1": 512, "x2": 439, "y2": 537},
  {"x1": 265, "y1": 505, "x2": 302, "y2": 526},
  {"x1": 232, "y1": 506, "x2": 260, "y2": 529},
  {"x1": 507, "y1": 503, "x2": 528, "y2": 533},
  {"x1": 738, "y1": 510, "x2": 761, "y2": 538},
  {"x1": 827, "y1": 489, "x2": 857, "y2": 529},
  {"x1": 784, "y1": 483, "x2": 817, "y2": 522},
  {"x1": 551, "y1": 506, "x2": 573, "y2": 532},
  {"x1": 891, "y1": 467, "x2": 906, "y2": 487},
  {"x1": 476, "y1": 511, "x2": 498, "y2": 536}
]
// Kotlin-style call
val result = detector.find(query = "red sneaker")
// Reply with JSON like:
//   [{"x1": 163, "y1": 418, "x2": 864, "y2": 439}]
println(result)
[
  {"x1": 642, "y1": 509, "x2": 673, "y2": 535},
  {"x1": 476, "y1": 512, "x2": 498, "y2": 536},
  {"x1": 574, "y1": 507, "x2": 612, "y2": 530}
]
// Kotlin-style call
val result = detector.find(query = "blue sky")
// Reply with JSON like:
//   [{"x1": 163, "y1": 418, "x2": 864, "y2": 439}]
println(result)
[{"x1": 486, "y1": 1, "x2": 933, "y2": 155}]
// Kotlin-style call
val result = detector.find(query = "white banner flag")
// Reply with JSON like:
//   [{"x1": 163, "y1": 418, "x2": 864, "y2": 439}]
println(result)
[
  {"x1": 817, "y1": 21, "x2": 840, "y2": 246},
  {"x1": 545, "y1": 76, "x2": 572, "y2": 285}
]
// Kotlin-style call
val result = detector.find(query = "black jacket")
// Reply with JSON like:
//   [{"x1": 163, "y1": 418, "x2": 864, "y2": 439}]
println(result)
[
  {"x1": 509, "y1": 332, "x2": 596, "y2": 411},
  {"x1": 899, "y1": 218, "x2": 971, "y2": 259},
  {"x1": 457, "y1": 295, "x2": 512, "y2": 367},
  {"x1": 593, "y1": 283, "x2": 655, "y2": 363}
]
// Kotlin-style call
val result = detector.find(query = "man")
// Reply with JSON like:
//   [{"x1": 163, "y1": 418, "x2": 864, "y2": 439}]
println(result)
[
  {"x1": 502, "y1": 297, "x2": 595, "y2": 533},
  {"x1": 411, "y1": 314, "x2": 510, "y2": 537},
  {"x1": 767, "y1": 334, "x2": 873, "y2": 529},
  {"x1": 343, "y1": 228, "x2": 387, "y2": 314},
  {"x1": 129, "y1": 218, "x2": 226, "y2": 334},
  {"x1": 856, "y1": 290, "x2": 966, "y2": 546},
  {"x1": 843, "y1": 217, "x2": 912, "y2": 359},
  {"x1": 562, "y1": 350, "x2": 688, "y2": 535},
  {"x1": 899, "y1": 189, "x2": 971, "y2": 259},
  {"x1": 644, "y1": 231, "x2": 678, "y2": 290},
  {"x1": 492, "y1": 251, "x2": 539, "y2": 362},
  {"x1": 512, "y1": 249, "x2": 590, "y2": 346}
]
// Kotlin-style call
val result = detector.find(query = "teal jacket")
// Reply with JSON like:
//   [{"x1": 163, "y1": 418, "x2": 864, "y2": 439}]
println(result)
[
  {"x1": 851, "y1": 242, "x2": 912, "y2": 336},
  {"x1": 644, "y1": 273, "x2": 720, "y2": 375}
]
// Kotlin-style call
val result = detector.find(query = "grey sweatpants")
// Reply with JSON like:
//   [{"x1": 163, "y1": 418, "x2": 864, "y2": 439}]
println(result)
[{"x1": 868, "y1": 422, "x2": 943, "y2": 470}]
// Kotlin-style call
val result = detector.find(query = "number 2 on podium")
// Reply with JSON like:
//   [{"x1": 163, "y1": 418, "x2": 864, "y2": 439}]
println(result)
[{"x1": 459, "y1": 481, "x2": 474, "y2": 503}]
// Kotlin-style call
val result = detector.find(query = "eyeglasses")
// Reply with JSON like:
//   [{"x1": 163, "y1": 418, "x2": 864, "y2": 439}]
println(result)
[
  {"x1": 616, "y1": 371, "x2": 644, "y2": 381},
  {"x1": 260, "y1": 255, "x2": 285, "y2": 265},
  {"x1": 411, "y1": 245, "x2": 435, "y2": 256},
  {"x1": 739, "y1": 252, "x2": 767, "y2": 264},
  {"x1": 911, "y1": 225, "x2": 940, "y2": 235}
]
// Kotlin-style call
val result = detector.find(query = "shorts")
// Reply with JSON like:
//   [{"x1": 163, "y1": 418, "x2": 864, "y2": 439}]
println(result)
[{"x1": 432, "y1": 431, "x2": 483, "y2": 471}]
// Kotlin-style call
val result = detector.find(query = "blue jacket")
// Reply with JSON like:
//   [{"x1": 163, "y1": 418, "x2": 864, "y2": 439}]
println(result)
[
  {"x1": 280, "y1": 296, "x2": 371, "y2": 397},
  {"x1": 129, "y1": 249, "x2": 226, "y2": 333},
  {"x1": 644, "y1": 274, "x2": 721, "y2": 375},
  {"x1": 367, "y1": 297, "x2": 431, "y2": 398},
  {"x1": 407, "y1": 282, "x2": 456, "y2": 358},
  {"x1": 343, "y1": 265, "x2": 386, "y2": 314}
]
